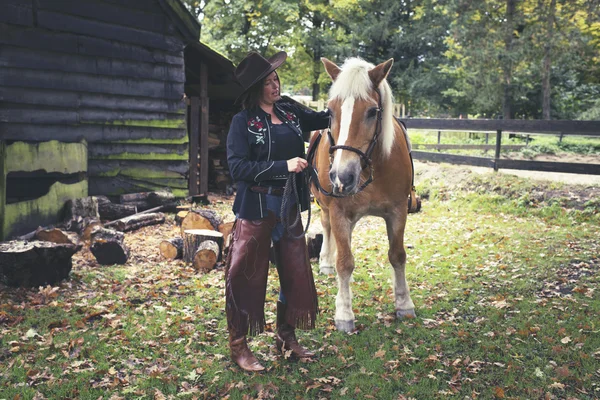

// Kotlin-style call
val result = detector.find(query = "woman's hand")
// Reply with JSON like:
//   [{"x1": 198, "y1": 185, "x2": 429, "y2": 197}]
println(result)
[{"x1": 287, "y1": 157, "x2": 308, "y2": 173}]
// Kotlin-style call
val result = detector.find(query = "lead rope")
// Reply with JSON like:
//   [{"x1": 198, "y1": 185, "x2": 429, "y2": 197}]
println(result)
[{"x1": 280, "y1": 172, "x2": 311, "y2": 239}]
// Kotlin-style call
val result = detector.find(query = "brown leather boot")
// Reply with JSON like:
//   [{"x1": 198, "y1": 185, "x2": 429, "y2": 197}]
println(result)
[
  {"x1": 229, "y1": 334, "x2": 265, "y2": 372},
  {"x1": 275, "y1": 302, "x2": 315, "y2": 359}
]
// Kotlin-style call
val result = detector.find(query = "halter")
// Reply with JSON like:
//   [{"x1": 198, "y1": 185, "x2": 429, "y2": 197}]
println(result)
[{"x1": 307, "y1": 86, "x2": 384, "y2": 198}]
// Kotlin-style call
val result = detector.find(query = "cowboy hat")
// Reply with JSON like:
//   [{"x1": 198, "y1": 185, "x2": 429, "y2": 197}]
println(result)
[{"x1": 234, "y1": 51, "x2": 287, "y2": 99}]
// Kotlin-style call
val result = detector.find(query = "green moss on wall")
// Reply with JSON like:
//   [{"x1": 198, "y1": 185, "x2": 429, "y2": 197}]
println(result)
[
  {"x1": 93, "y1": 167, "x2": 184, "y2": 179},
  {"x1": 113, "y1": 136, "x2": 189, "y2": 145},
  {"x1": 2, "y1": 181, "x2": 88, "y2": 240},
  {"x1": 105, "y1": 119, "x2": 185, "y2": 129},
  {"x1": 0, "y1": 141, "x2": 6, "y2": 241},
  {"x1": 6, "y1": 141, "x2": 87, "y2": 174}
]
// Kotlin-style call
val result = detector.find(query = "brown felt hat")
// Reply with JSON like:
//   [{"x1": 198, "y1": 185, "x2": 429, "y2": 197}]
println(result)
[{"x1": 234, "y1": 51, "x2": 287, "y2": 98}]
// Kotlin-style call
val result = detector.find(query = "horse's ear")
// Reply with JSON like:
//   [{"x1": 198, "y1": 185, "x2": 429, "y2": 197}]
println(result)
[
  {"x1": 321, "y1": 57, "x2": 341, "y2": 81},
  {"x1": 369, "y1": 58, "x2": 394, "y2": 87}
]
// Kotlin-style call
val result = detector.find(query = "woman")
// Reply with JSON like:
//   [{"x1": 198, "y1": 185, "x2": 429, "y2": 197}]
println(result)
[{"x1": 225, "y1": 51, "x2": 329, "y2": 372}]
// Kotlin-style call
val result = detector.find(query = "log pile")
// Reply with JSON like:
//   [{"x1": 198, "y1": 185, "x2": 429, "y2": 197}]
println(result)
[
  {"x1": 120, "y1": 190, "x2": 175, "y2": 212},
  {"x1": 0, "y1": 240, "x2": 81, "y2": 287},
  {"x1": 95, "y1": 195, "x2": 137, "y2": 221}
]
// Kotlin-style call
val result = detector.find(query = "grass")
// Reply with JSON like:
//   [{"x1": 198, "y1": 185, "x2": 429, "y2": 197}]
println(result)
[{"x1": 1, "y1": 168, "x2": 599, "y2": 399}]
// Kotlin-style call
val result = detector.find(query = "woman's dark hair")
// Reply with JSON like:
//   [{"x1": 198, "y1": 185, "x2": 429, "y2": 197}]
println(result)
[{"x1": 240, "y1": 71, "x2": 280, "y2": 110}]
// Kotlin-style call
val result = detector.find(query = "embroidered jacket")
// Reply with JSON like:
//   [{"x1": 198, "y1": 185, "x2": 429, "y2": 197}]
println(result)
[{"x1": 227, "y1": 100, "x2": 329, "y2": 220}]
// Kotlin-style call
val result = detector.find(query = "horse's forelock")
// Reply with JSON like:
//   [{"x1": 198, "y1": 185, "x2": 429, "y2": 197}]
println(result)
[{"x1": 328, "y1": 57, "x2": 395, "y2": 157}]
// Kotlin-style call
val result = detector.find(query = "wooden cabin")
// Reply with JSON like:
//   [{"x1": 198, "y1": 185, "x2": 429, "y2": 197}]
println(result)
[{"x1": 0, "y1": 0, "x2": 241, "y2": 240}]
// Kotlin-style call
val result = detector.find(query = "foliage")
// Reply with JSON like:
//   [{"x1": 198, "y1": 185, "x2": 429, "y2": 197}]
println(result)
[
  {"x1": 1, "y1": 167, "x2": 599, "y2": 399},
  {"x1": 183, "y1": 0, "x2": 600, "y2": 120}
]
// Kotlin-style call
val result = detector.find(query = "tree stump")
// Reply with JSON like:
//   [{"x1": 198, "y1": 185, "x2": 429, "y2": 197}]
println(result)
[
  {"x1": 113, "y1": 212, "x2": 165, "y2": 232},
  {"x1": 0, "y1": 240, "x2": 80, "y2": 287},
  {"x1": 63, "y1": 196, "x2": 100, "y2": 221},
  {"x1": 95, "y1": 195, "x2": 137, "y2": 221},
  {"x1": 183, "y1": 229, "x2": 224, "y2": 264},
  {"x1": 180, "y1": 210, "x2": 222, "y2": 235},
  {"x1": 193, "y1": 240, "x2": 220, "y2": 272},
  {"x1": 90, "y1": 228, "x2": 129, "y2": 265},
  {"x1": 175, "y1": 211, "x2": 189, "y2": 226},
  {"x1": 159, "y1": 237, "x2": 184, "y2": 260},
  {"x1": 35, "y1": 227, "x2": 80, "y2": 247}
]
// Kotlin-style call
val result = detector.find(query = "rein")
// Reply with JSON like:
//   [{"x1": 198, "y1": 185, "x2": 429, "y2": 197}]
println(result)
[{"x1": 306, "y1": 87, "x2": 384, "y2": 198}]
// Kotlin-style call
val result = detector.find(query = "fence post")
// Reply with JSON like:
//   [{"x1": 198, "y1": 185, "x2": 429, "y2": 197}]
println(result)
[{"x1": 494, "y1": 129, "x2": 502, "y2": 172}]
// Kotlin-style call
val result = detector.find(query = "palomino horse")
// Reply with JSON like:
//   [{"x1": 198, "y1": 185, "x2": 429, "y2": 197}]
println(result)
[{"x1": 310, "y1": 57, "x2": 415, "y2": 333}]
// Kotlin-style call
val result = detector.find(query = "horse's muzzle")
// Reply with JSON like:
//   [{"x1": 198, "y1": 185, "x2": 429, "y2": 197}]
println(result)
[{"x1": 330, "y1": 164, "x2": 361, "y2": 195}]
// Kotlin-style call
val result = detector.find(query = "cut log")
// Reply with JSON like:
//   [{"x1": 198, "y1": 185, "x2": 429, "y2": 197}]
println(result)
[
  {"x1": 193, "y1": 240, "x2": 219, "y2": 272},
  {"x1": 0, "y1": 240, "x2": 79, "y2": 287},
  {"x1": 113, "y1": 212, "x2": 165, "y2": 232},
  {"x1": 90, "y1": 228, "x2": 129, "y2": 265},
  {"x1": 183, "y1": 229, "x2": 224, "y2": 264},
  {"x1": 218, "y1": 221, "x2": 235, "y2": 250},
  {"x1": 35, "y1": 227, "x2": 80, "y2": 247},
  {"x1": 119, "y1": 192, "x2": 152, "y2": 211},
  {"x1": 159, "y1": 237, "x2": 183, "y2": 260},
  {"x1": 147, "y1": 190, "x2": 175, "y2": 207},
  {"x1": 180, "y1": 209, "x2": 222, "y2": 235},
  {"x1": 82, "y1": 219, "x2": 103, "y2": 242},
  {"x1": 175, "y1": 210, "x2": 189, "y2": 225},
  {"x1": 95, "y1": 195, "x2": 137, "y2": 221}
]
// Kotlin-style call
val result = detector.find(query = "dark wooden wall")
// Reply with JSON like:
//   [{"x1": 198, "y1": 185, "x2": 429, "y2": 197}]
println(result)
[{"x1": 0, "y1": 0, "x2": 191, "y2": 197}]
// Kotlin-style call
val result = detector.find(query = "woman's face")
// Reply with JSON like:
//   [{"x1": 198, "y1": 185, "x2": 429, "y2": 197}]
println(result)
[{"x1": 260, "y1": 71, "x2": 280, "y2": 106}]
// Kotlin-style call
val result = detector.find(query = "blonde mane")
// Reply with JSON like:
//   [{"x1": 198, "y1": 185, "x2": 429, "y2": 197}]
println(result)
[{"x1": 328, "y1": 57, "x2": 395, "y2": 157}]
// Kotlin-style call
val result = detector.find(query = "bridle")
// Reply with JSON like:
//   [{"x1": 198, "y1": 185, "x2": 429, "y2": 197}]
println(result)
[{"x1": 306, "y1": 86, "x2": 384, "y2": 198}]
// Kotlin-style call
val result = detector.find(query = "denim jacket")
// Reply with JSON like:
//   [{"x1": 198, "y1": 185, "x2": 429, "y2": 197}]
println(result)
[{"x1": 227, "y1": 100, "x2": 329, "y2": 220}]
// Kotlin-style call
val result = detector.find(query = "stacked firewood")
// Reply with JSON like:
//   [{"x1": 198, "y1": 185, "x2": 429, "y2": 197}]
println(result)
[{"x1": 159, "y1": 206, "x2": 234, "y2": 273}]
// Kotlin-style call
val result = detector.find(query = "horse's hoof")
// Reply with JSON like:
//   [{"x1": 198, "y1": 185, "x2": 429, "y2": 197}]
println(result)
[
  {"x1": 319, "y1": 265, "x2": 335, "y2": 275},
  {"x1": 335, "y1": 320, "x2": 355, "y2": 333},
  {"x1": 396, "y1": 309, "x2": 416, "y2": 319}
]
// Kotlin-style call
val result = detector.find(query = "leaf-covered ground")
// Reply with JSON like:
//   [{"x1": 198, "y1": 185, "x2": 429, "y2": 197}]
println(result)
[{"x1": 1, "y1": 163, "x2": 599, "y2": 399}]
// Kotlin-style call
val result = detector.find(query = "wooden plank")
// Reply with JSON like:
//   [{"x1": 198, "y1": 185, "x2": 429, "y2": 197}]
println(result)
[
  {"x1": 88, "y1": 160, "x2": 188, "y2": 179},
  {"x1": 79, "y1": 109, "x2": 184, "y2": 125},
  {"x1": 0, "y1": 45, "x2": 185, "y2": 82},
  {"x1": 0, "y1": 86, "x2": 185, "y2": 113},
  {"x1": 0, "y1": 141, "x2": 6, "y2": 241},
  {"x1": 0, "y1": 23, "x2": 183, "y2": 66},
  {"x1": 89, "y1": 177, "x2": 188, "y2": 197},
  {"x1": 189, "y1": 97, "x2": 200, "y2": 196},
  {"x1": 402, "y1": 118, "x2": 600, "y2": 136},
  {"x1": 88, "y1": 143, "x2": 188, "y2": 159},
  {"x1": 413, "y1": 144, "x2": 525, "y2": 151},
  {"x1": 0, "y1": 1, "x2": 33, "y2": 27},
  {"x1": 199, "y1": 62, "x2": 209, "y2": 195},
  {"x1": 5, "y1": 141, "x2": 87, "y2": 174},
  {"x1": 0, "y1": 107, "x2": 78, "y2": 124},
  {"x1": 0, "y1": 123, "x2": 187, "y2": 143},
  {"x1": 37, "y1": 0, "x2": 169, "y2": 34},
  {"x1": 496, "y1": 159, "x2": 600, "y2": 175},
  {"x1": 37, "y1": 10, "x2": 185, "y2": 52},
  {"x1": 411, "y1": 151, "x2": 496, "y2": 168},
  {"x1": 1, "y1": 68, "x2": 184, "y2": 100}
]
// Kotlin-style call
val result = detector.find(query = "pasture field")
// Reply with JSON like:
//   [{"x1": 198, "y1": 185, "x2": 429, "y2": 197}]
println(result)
[{"x1": 1, "y1": 163, "x2": 599, "y2": 399}]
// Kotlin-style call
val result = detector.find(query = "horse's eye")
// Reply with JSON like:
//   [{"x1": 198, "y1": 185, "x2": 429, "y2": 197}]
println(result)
[{"x1": 366, "y1": 107, "x2": 379, "y2": 119}]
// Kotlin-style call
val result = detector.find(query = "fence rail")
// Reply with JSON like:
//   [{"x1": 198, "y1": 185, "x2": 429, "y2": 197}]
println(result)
[{"x1": 400, "y1": 118, "x2": 600, "y2": 175}]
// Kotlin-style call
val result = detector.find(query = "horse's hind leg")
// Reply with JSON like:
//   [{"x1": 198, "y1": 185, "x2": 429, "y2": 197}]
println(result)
[
  {"x1": 385, "y1": 213, "x2": 416, "y2": 319},
  {"x1": 318, "y1": 207, "x2": 337, "y2": 275},
  {"x1": 331, "y1": 213, "x2": 355, "y2": 332}
]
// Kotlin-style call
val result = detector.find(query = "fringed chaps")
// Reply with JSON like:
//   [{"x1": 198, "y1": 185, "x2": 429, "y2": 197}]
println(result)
[
  {"x1": 272, "y1": 208, "x2": 319, "y2": 331},
  {"x1": 225, "y1": 212, "x2": 276, "y2": 337}
]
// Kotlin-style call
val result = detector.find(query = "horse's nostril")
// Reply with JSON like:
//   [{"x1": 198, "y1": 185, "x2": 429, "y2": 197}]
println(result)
[
  {"x1": 342, "y1": 173, "x2": 355, "y2": 187},
  {"x1": 329, "y1": 170, "x2": 336, "y2": 183}
]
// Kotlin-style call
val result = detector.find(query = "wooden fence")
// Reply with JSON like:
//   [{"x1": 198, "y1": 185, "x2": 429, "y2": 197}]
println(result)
[{"x1": 400, "y1": 119, "x2": 600, "y2": 175}]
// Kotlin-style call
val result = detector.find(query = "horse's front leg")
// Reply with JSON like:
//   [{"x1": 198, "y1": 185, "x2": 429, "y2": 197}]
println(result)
[
  {"x1": 385, "y1": 212, "x2": 416, "y2": 319},
  {"x1": 330, "y1": 211, "x2": 355, "y2": 332},
  {"x1": 318, "y1": 206, "x2": 337, "y2": 275}
]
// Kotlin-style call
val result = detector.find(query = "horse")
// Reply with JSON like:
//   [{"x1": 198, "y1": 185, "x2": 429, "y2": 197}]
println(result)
[{"x1": 309, "y1": 57, "x2": 416, "y2": 333}]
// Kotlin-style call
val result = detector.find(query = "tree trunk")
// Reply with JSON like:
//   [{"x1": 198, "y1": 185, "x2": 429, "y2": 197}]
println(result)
[
  {"x1": 502, "y1": 0, "x2": 516, "y2": 120},
  {"x1": 542, "y1": 0, "x2": 556, "y2": 120},
  {"x1": 159, "y1": 237, "x2": 184, "y2": 260},
  {"x1": 0, "y1": 240, "x2": 79, "y2": 287},
  {"x1": 113, "y1": 213, "x2": 165, "y2": 232},
  {"x1": 90, "y1": 228, "x2": 129, "y2": 265},
  {"x1": 183, "y1": 229, "x2": 224, "y2": 264}
]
